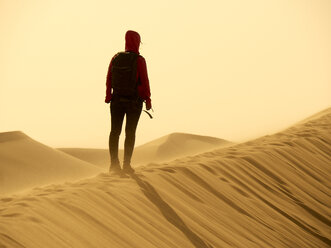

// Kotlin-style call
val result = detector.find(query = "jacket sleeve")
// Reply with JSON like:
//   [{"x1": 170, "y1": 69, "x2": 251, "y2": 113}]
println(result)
[
  {"x1": 137, "y1": 56, "x2": 151, "y2": 104},
  {"x1": 105, "y1": 57, "x2": 115, "y2": 103}
]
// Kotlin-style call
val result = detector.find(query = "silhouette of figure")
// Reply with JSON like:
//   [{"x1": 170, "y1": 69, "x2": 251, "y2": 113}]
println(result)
[{"x1": 105, "y1": 30, "x2": 151, "y2": 174}]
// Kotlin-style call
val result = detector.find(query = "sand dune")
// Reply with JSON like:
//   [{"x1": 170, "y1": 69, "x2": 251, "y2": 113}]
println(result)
[
  {"x1": 134, "y1": 132, "x2": 232, "y2": 165},
  {"x1": 60, "y1": 133, "x2": 232, "y2": 168},
  {"x1": 0, "y1": 108, "x2": 330, "y2": 247},
  {"x1": 58, "y1": 148, "x2": 109, "y2": 168},
  {"x1": 0, "y1": 131, "x2": 102, "y2": 195}
]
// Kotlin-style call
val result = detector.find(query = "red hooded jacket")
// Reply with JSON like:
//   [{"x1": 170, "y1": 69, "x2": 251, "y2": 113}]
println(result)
[{"x1": 105, "y1": 31, "x2": 151, "y2": 105}]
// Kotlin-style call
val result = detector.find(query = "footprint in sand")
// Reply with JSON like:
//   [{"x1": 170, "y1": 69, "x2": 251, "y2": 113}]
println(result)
[
  {"x1": 158, "y1": 167, "x2": 176, "y2": 173},
  {"x1": 26, "y1": 216, "x2": 42, "y2": 223},
  {"x1": 219, "y1": 177, "x2": 229, "y2": 182},
  {"x1": 2, "y1": 213, "x2": 22, "y2": 218},
  {"x1": 36, "y1": 193, "x2": 49, "y2": 196},
  {"x1": 22, "y1": 197, "x2": 39, "y2": 202},
  {"x1": 0, "y1": 198, "x2": 13, "y2": 203},
  {"x1": 13, "y1": 202, "x2": 30, "y2": 207}
]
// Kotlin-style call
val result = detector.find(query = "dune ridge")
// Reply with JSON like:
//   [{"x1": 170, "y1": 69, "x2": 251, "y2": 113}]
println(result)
[
  {"x1": 0, "y1": 131, "x2": 28, "y2": 143},
  {"x1": 0, "y1": 108, "x2": 330, "y2": 247}
]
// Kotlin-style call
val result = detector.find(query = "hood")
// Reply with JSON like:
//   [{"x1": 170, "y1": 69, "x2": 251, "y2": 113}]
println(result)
[{"x1": 125, "y1": 30, "x2": 141, "y2": 54}]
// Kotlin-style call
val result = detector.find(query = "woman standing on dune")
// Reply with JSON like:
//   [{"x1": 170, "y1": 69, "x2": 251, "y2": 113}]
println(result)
[{"x1": 105, "y1": 30, "x2": 152, "y2": 174}]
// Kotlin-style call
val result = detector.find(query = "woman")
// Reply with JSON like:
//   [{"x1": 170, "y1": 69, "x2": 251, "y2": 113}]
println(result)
[{"x1": 105, "y1": 30, "x2": 152, "y2": 174}]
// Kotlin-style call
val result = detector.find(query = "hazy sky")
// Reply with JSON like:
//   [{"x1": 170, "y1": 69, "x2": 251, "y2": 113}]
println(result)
[{"x1": 1, "y1": 0, "x2": 330, "y2": 148}]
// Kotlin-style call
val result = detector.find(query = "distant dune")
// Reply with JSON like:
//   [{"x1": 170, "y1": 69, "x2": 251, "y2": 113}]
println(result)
[
  {"x1": 58, "y1": 148, "x2": 109, "y2": 168},
  {"x1": 60, "y1": 132, "x2": 232, "y2": 168},
  {"x1": 0, "y1": 131, "x2": 102, "y2": 194},
  {"x1": 0, "y1": 108, "x2": 330, "y2": 247},
  {"x1": 134, "y1": 132, "x2": 232, "y2": 164}
]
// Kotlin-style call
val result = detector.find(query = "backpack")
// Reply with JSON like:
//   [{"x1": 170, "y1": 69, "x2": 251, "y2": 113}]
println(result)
[{"x1": 111, "y1": 52, "x2": 139, "y2": 97}]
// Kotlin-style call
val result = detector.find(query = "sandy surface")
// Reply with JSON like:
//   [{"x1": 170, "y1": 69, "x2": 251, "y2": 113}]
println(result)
[{"x1": 0, "y1": 108, "x2": 330, "y2": 247}]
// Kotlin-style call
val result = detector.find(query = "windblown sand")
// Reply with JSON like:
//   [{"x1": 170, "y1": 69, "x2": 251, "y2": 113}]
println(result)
[
  {"x1": 59, "y1": 133, "x2": 232, "y2": 167},
  {"x1": 0, "y1": 108, "x2": 330, "y2": 247}
]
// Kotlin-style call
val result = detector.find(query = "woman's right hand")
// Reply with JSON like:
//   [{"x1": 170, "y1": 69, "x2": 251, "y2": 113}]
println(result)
[{"x1": 145, "y1": 99, "x2": 152, "y2": 110}]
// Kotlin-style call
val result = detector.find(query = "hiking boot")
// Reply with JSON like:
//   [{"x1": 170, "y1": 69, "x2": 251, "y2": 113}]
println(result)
[
  {"x1": 122, "y1": 165, "x2": 135, "y2": 174},
  {"x1": 109, "y1": 164, "x2": 121, "y2": 174}
]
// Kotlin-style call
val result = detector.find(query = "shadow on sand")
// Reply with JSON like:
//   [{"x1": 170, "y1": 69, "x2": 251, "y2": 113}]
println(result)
[{"x1": 131, "y1": 174, "x2": 212, "y2": 248}]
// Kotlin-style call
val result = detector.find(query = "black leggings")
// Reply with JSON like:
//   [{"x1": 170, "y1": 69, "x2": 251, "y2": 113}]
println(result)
[{"x1": 109, "y1": 97, "x2": 143, "y2": 167}]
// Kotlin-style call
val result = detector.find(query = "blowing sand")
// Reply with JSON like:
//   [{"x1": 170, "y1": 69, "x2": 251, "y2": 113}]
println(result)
[
  {"x1": 59, "y1": 133, "x2": 232, "y2": 168},
  {"x1": 0, "y1": 108, "x2": 330, "y2": 247}
]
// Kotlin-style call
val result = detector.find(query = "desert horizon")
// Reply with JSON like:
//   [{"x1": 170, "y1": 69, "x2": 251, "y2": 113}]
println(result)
[
  {"x1": 1, "y1": 0, "x2": 330, "y2": 149},
  {"x1": 1, "y1": 107, "x2": 331, "y2": 247},
  {"x1": 1, "y1": 0, "x2": 330, "y2": 247},
  {"x1": 0, "y1": 129, "x2": 233, "y2": 195}
]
